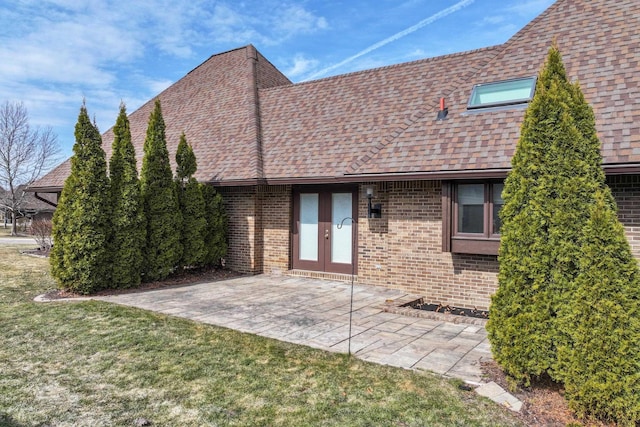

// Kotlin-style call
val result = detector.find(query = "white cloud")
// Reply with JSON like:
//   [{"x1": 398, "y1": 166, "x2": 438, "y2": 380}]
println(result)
[
  {"x1": 285, "y1": 54, "x2": 320, "y2": 78},
  {"x1": 204, "y1": 2, "x2": 328, "y2": 46},
  {"x1": 206, "y1": 4, "x2": 265, "y2": 45},
  {"x1": 465, "y1": 0, "x2": 554, "y2": 49},
  {"x1": 274, "y1": 5, "x2": 328, "y2": 35},
  {"x1": 405, "y1": 48, "x2": 427, "y2": 59}
]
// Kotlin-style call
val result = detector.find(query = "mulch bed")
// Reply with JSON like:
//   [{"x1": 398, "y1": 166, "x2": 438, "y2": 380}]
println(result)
[
  {"x1": 481, "y1": 360, "x2": 614, "y2": 427},
  {"x1": 410, "y1": 302, "x2": 489, "y2": 319}
]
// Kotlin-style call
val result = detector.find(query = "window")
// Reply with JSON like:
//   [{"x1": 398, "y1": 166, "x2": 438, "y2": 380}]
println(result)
[
  {"x1": 455, "y1": 182, "x2": 503, "y2": 237},
  {"x1": 457, "y1": 184, "x2": 485, "y2": 233},
  {"x1": 442, "y1": 181, "x2": 504, "y2": 255},
  {"x1": 467, "y1": 77, "x2": 536, "y2": 110}
]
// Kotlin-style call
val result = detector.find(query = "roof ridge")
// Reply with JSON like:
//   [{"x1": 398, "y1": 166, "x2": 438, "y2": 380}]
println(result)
[
  {"x1": 260, "y1": 45, "x2": 502, "y2": 92},
  {"x1": 247, "y1": 45, "x2": 264, "y2": 180},
  {"x1": 186, "y1": 45, "x2": 254, "y2": 76}
]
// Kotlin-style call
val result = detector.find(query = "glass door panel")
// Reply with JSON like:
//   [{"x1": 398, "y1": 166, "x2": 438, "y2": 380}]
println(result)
[
  {"x1": 299, "y1": 193, "x2": 319, "y2": 261},
  {"x1": 331, "y1": 193, "x2": 352, "y2": 264}
]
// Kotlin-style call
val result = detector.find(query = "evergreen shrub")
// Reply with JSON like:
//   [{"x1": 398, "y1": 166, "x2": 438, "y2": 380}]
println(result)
[
  {"x1": 175, "y1": 133, "x2": 206, "y2": 268},
  {"x1": 50, "y1": 104, "x2": 111, "y2": 293},
  {"x1": 559, "y1": 190, "x2": 640, "y2": 425},
  {"x1": 109, "y1": 104, "x2": 145, "y2": 288},
  {"x1": 201, "y1": 184, "x2": 227, "y2": 267},
  {"x1": 140, "y1": 100, "x2": 181, "y2": 281},
  {"x1": 487, "y1": 43, "x2": 640, "y2": 424}
]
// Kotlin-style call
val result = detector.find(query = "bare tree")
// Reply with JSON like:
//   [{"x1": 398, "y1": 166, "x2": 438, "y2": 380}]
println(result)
[{"x1": 0, "y1": 101, "x2": 59, "y2": 235}]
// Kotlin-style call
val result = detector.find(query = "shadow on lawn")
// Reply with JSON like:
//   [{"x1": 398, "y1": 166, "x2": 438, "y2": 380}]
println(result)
[{"x1": 0, "y1": 413, "x2": 28, "y2": 427}]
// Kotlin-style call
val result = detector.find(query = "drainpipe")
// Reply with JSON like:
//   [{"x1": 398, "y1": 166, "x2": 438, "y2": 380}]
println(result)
[{"x1": 34, "y1": 192, "x2": 58, "y2": 208}]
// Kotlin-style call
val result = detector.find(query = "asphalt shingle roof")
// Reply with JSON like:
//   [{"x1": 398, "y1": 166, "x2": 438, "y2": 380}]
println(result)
[
  {"x1": 31, "y1": 46, "x2": 290, "y2": 190},
  {"x1": 259, "y1": 47, "x2": 500, "y2": 181},
  {"x1": 315, "y1": 0, "x2": 640, "y2": 177}
]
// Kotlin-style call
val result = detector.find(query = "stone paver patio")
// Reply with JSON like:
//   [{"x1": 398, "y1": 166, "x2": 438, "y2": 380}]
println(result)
[{"x1": 95, "y1": 274, "x2": 493, "y2": 385}]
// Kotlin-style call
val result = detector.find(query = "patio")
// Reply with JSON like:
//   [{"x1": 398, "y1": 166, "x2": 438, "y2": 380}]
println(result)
[{"x1": 96, "y1": 274, "x2": 492, "y2": 385}]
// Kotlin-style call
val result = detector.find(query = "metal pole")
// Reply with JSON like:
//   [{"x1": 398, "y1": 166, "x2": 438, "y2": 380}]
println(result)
[{"x1": 338, "y1": 216, "x2": 356, "y2": 356}]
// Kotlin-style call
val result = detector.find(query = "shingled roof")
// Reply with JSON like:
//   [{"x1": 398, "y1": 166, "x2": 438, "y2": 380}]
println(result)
[
  {"x1": 30, "y1": 45, "x2": 291, "y2": 191},
  {"x1": 346, "y1": 0, "x2": 640, "y2": 178},
  {"x1": 30, "y1": 0, "x2": 640, "y2": 191},
  {"x1": 259, "y1": 46, "x2": 500, "y2": 182}
]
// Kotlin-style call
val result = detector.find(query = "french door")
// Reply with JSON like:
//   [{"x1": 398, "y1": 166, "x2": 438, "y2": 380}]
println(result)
[{"x1": 292, "y1": 187, "x2": 358, "y2": 274}]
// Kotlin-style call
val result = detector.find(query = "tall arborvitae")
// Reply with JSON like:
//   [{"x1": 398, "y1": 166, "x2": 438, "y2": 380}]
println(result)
[
  {"x1": 175, "y1": 133, "x2": 206, "y2": 268},
  {"x1": 558, "y1": 189, "x2": 640, "y2": 425},
  {"x1": 140, "y1": 100, "x2": 181, "y2": 281},
  {"x1": 487, "y1": 44, "x2": 608, "y2": 384},
  {"x1": 109, "y1": 103, "x2": 145, "y2": 288},
  {"x1": 201, "y1": 183, "x2": 228, "y2": 267},
  {"x1": 50, "y1": 103, "x2": 111, "y2": 293}
]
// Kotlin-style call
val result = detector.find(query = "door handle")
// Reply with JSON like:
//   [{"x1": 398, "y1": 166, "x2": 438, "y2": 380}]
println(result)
[{"x1": 325, "y1": 229, "x2": 329, "y2": 239}]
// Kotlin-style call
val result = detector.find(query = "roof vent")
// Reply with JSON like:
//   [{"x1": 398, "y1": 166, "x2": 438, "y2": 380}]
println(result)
[{"x1": 437, "y1": 97, "x2": 448, "y2": 120}]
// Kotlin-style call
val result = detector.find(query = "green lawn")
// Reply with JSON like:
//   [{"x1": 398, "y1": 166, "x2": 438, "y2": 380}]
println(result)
[{"x1": 0, "y1": 246, "x2": 523, "y2": 426}]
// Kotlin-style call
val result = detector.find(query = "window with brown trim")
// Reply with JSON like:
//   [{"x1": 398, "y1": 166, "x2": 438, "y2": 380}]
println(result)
[{"x1": 442, "y1": 181, "x2": 503, "y2": 255}]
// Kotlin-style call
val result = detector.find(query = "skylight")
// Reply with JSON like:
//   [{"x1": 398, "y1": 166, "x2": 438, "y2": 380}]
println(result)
[{"x1": 467, "y1": 77, "x2": 537, "y2": 110}]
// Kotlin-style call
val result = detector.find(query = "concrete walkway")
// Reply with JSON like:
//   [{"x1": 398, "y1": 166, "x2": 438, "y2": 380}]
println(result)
[{"x1": 96, "y1": 274, "x2": 493, "y2": 385}]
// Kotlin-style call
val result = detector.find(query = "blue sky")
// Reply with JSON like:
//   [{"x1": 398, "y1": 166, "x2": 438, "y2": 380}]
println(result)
[{"x1": 2, "y1": 0, "x2": 555, "y2": 159}]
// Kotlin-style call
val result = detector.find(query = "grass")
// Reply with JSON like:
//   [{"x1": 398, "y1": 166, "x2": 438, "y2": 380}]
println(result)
[
  {"x1": 0, "y1": 245, "x2": 524, "y2": 427},
  {"x1": 0, "y1": 225, "x2": 30, "y2": 238}
]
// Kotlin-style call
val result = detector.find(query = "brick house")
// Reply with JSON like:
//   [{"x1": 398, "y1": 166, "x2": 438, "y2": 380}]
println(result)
[
  {"x1": 29, "y1": 0, "x2": 640, "y2": 310},
  {"x1": 1, "y1": 186, "x2": 56, "y2": 228}
]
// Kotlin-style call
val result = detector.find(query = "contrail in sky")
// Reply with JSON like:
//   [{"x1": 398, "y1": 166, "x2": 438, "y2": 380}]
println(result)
[{"x1": 303, "y1": 0, "x2": 475, "y2": 81}]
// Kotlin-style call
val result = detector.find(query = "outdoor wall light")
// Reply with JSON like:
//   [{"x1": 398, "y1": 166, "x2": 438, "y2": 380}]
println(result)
[{"x1": 366, "y1": 186, "x2": 382, "y2": 219}]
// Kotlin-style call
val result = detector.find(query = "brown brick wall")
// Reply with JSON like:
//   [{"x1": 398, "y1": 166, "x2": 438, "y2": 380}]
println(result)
[
  {"x1": 260, "y1": 185, "x2": 292, "y2": 274},
  {"x1": 219, "y1": 177, "x2": 640, "y2": 311},
  {"x1": 219, "y1": 185, "x2": 291, "y2": 275},
  {"x1": 357, "y1": 181, "x2": 498, "y2": 310},
  {"x1": 356, "y1": 177, "x2": 640, "y2": 310},
  {"x1": 218, "y1": 186, "x2": 261, "y2": 274},
  {"x1": 608, "y1": 175, "x2": 640, "y2": 259}
]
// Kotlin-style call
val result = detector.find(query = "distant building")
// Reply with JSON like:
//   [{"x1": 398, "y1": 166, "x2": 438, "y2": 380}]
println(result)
[{"x1": 1, "y1": 187, "x2": 56, "y2": 229}]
